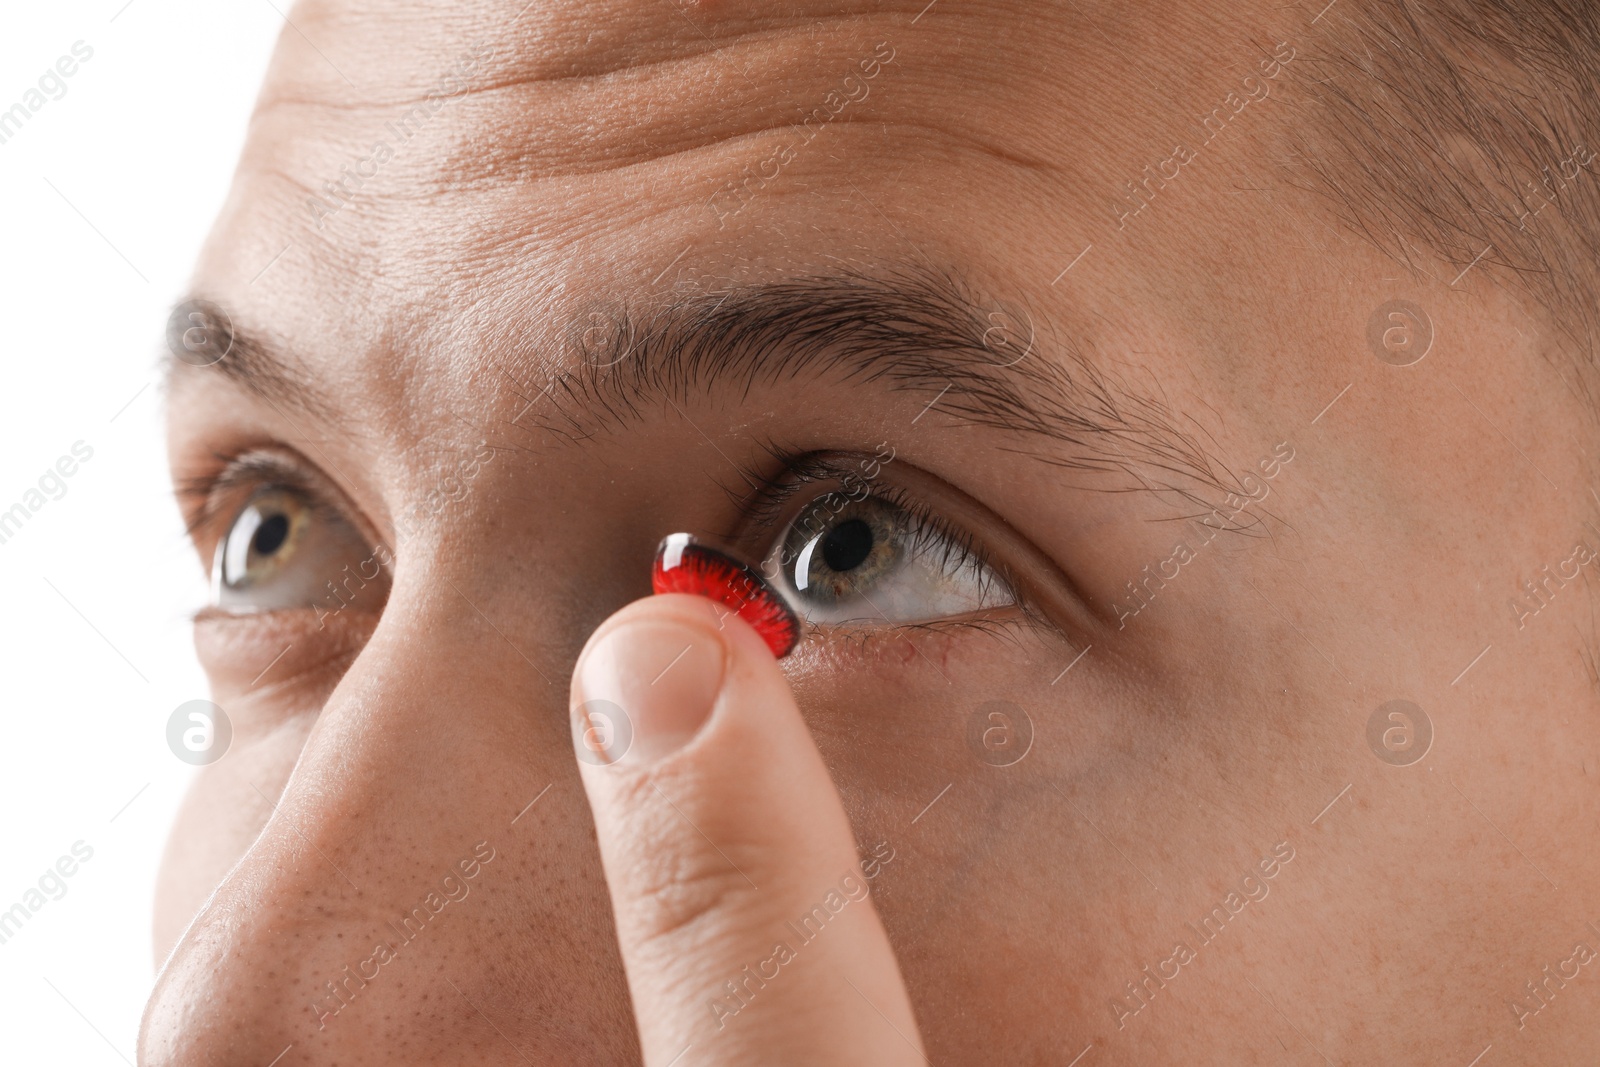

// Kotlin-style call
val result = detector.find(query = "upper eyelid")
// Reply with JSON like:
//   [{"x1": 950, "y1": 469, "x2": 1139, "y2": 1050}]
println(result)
[
  {"x1": 177, "y1": 450, "x2": 343, "y2": 542},
  {"x1": 729, "y1": 451, "x2": 959, "y2": 555},
  {"x1": 726, "y1": 449, "x2": 890, "y2": 535},
  {"x1": 735, "y1": 455, "x2": 976, "y2": 567}
]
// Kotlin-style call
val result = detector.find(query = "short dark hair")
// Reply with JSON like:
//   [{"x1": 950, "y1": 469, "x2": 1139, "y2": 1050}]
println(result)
[{"x1": 1288, "y1": 0, "x2": 1600, "y2": 387}]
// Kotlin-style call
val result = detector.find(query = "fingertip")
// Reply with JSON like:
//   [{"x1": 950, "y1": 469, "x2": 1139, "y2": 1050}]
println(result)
[{"x1": 571, "y1": 596, "x2": 731, "y2": 769}]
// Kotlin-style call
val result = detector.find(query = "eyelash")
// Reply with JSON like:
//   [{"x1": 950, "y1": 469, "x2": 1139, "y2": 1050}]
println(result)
[
  {"x1": 729, "y1": 449, "x2": 1023, "y2": 624},
  {"x1": 176, "y1": 450, "x2": 340, "y2": 543}
]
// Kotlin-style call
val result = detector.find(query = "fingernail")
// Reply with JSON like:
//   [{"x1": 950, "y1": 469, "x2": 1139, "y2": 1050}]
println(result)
[{"x1": 573, "y1": 616, "x2": 727, "y2": 766}]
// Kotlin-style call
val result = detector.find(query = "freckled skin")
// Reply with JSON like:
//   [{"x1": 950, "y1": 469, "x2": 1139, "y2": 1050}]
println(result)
[{"x1": 146, "y1": 0, "x2": 1600, "y2": 1063}]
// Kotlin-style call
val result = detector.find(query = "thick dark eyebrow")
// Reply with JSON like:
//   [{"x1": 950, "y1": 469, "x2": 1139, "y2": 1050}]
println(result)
[{"x1": 532, "y1": 268, "x2": 1237, "y2": 505}]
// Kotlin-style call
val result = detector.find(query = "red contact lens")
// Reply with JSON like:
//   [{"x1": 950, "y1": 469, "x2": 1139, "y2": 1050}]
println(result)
[{"x1": 652, "y1": 533, "x2": 800, "y2": 658}]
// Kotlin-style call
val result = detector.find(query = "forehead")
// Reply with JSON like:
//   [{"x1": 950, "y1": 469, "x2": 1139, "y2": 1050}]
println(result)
[
  {"x1": 186, "y1": 0, "x2": 1302, "y2": 476},
  {"x1": 202, "y1": 1, "x2": 1254, "y2": 297}
]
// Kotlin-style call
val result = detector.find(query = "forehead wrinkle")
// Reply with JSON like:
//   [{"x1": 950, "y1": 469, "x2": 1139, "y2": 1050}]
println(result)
[
  {"x1": 265, "y1": 0, "x2": 900, "y2": 112},
  {"x1": 227, "y1": 0, "x2": 1112, "y2": 270},
  {"x1": 246, "y1": 27, "x2": 912, "y2": 202},
  {"x1": 252, "y1": 0, "x2": 1103, "y2": 215},
  {"x1": 252, "y1": 21, "x2": 830, "y2": 118}
]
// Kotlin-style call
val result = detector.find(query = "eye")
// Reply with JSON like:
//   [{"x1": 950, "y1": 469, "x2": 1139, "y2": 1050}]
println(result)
[
  {"x1": 761, "y1": 490, "x2": 1015, "y2": 626},
  {"x1": 210, "y1": 486, "x2": 389, "y2": 614}
]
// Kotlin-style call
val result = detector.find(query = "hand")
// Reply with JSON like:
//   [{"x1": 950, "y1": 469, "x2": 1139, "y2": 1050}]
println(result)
[{"x1": 569, "y1": 593, "x2": 926, "y2": 1066}]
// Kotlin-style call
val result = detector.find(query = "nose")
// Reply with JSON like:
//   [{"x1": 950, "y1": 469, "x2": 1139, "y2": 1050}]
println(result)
[{"x1": 139, "y1": 580, "x2": 641, "y2": 1065}]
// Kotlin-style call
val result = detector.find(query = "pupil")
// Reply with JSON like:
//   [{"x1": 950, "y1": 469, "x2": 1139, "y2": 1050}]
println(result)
[
  {"x1": 252, "y1": 512, "x2": 290, "y2": 557},
  {"x1": 821, "y1": 518, "x2": 873, "y2": 572}
]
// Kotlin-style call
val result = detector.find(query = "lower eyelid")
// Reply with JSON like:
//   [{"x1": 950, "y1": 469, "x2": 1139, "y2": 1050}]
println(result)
[
  {"x1": 787, "y1": 608, "x2": 1043, "y2": 668},
  {"x1": 192, "y1": 606, "x2": 376, "y2": 701}
]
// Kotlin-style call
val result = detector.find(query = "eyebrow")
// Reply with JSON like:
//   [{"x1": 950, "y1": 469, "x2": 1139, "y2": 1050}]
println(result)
[
  {"x1": 162, "y1": 313, "x2": 336, "y2": 428},
  {"x1": 530, "y1": 268, "x2": 1236, "y2": 504},
  {"x1": 168, "y1": 268, "x2": 1238, "y2": 508}
]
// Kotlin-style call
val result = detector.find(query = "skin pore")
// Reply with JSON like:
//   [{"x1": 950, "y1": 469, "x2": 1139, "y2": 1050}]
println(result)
[{"x1": 145, "y1": 0, "x2": 1600, "y2": 1063}]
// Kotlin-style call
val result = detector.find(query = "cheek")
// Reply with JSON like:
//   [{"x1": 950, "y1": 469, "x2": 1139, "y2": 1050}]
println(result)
[{"x1": 788, "y1": 627, "x2": 1157, "y2": 1060}]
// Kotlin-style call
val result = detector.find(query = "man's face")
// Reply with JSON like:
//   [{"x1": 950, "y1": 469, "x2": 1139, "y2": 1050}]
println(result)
[{"x1": 144, "y1": 0, "x2": 1600, "y2": 1062}]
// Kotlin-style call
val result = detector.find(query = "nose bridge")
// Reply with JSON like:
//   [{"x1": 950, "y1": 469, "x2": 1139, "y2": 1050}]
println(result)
[
  {"x1": 276, "y1": 573, "x2": 570, "y2": 870},
  {"x1": 142, "y1": 574, "x2": 626, "y2": 1064}
]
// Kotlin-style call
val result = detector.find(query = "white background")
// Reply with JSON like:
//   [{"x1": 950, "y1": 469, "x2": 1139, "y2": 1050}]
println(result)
[{"x1": 0, "y1": 3, "x2": 280, "y2": 1060}]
